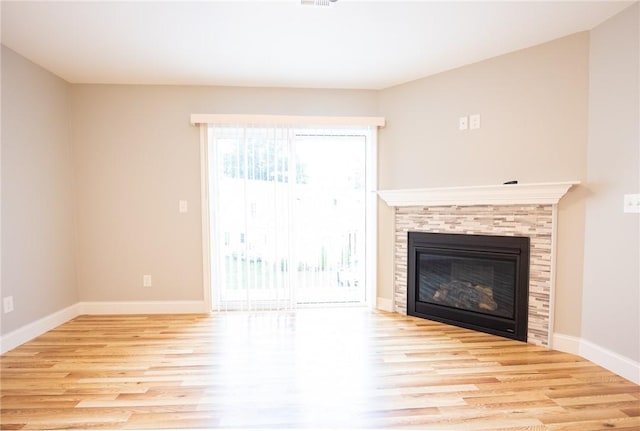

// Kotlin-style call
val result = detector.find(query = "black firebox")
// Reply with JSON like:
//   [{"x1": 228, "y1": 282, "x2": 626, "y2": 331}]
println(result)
[{"x1": 407, "y1": 232, "x2": 530, "y2": 341}]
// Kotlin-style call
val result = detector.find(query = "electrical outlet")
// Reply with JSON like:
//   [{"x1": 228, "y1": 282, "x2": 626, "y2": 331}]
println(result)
[
  {"x1": 470, "y1": 114, "x2": 481, "y2": 130},
  {"x1": 143, "y1": 275, "x2": 152, "y2": 287},
  {"x1": 458, "y1": 116, "x2": 468, "y2": 130},
  {"x1": 3, "y1": 296, "x2": 14, "y2": 314},
  {"x1": 179, "y1": 200, "x2": 188, "y2": 213}
]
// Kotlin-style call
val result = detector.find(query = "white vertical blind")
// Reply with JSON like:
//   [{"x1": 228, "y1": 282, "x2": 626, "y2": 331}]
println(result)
[{"x1": 207, "y1": 123, "x2": 375, "y2": 311}]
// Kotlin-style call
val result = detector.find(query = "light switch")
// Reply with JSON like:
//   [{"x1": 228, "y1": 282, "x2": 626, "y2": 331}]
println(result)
[
  {"x1": 623, "y1": 194, "x2": 640, "y2": 213},
  {"x1": 470, "y1": 114, "x2": 481, "y2": 130},
  {"x1": 3, "y1": 296, "x2": 14, "y2": 314},
  {"x1": 179, "y1": 200, "x2": 188, "y2": 213},
  {"x1": 458, "y1": 116, "x2": 468, "y2": 130}
]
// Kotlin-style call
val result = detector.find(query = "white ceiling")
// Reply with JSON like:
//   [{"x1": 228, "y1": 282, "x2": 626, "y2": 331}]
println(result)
[{"x1": 0, "y1": 1, "x2": 633, "y2": 90}]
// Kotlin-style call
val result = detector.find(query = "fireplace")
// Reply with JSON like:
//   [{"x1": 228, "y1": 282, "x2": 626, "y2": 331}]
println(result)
[{"x1": 407, "y1": 231, "x2": 530, "y2": 341}]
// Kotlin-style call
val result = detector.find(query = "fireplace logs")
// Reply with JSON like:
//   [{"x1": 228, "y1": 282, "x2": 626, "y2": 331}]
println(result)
[{"x1": 430, "y1": 280, "x2": 498, "y2": 312}]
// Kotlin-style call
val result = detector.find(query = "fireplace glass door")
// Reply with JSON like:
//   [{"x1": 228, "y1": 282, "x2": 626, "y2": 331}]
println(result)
[
  {"x1": 417, "y1": 251, "x2": 517, "y2": 320},
  {"x1": 407, "y1": 232, "x2": 529, "y2": 341}
]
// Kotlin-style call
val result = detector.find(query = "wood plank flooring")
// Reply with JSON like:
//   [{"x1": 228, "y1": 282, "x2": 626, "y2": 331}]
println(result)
[{"x1": 1, "y1": 309, "x2": 638, "y2": 430}]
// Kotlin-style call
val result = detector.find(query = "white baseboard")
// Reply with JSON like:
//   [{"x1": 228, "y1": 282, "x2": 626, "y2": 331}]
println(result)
[
  {"x1": 0, "y1": 301, "x2": 209, "y2": 354},
  {"x1": 553, "y1": 332, "x2": 640, "y2": 384},
  {"x1": 78, "y1": 301, "x2": 208, "y2": 315},
  {"x1": 552, "y1": 332, "x2": 581, "y2": 354},
  {"x1": 0, "y1": 303, "x2": 81, "y2": 354},
  {"x1": 580, "y1": 338, "x2": 640, "y2": 385},
  {"x1": 376, "y1": 297, "x2": 394, "y2": 312}
]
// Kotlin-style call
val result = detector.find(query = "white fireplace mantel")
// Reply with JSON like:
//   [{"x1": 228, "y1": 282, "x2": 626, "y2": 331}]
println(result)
[{"x1": 377, "y1": 181, "x2": 580, "y2": 207}]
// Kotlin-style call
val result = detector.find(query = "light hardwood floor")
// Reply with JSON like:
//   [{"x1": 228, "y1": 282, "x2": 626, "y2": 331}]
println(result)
[{"x1": 1, "y1": 309, "x2": 638, "y2": 430}]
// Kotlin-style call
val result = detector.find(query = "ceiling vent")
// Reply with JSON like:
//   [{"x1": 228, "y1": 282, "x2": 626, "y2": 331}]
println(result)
[{"x1": 301, "y1": 0, "x2": 337, "y2": 6}]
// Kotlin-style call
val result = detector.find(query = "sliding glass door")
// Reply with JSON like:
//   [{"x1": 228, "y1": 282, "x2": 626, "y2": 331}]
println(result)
[{"x1": 207, "y1": 125, "x2": 371, "y2": 310}]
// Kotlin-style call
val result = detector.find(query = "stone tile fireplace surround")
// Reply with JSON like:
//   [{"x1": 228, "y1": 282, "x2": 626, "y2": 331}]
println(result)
[{"x1": 378, "y1": 182, "x2": 578, "y2": 347}]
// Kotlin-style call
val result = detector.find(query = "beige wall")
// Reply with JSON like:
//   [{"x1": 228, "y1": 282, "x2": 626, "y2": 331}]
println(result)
[
  {"x1": 583, "y1": 4, "x2": 639, "y2": 362},
  {"x1": 2, "y1": 7, "x2": 637, "y2": 370},
  {"x1": 71, "y1": 85, "x2": 378, "y2": 302},
  {"x1": 377, "y1": 32, "x2": 590, "y2": 339},
  {"x1": 1, "y1": 46, "x2": 77, "y2": 335}
]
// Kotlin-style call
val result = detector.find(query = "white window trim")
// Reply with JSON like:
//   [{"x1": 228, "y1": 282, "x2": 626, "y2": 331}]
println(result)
[
  {"x1": 191, "y1": 114, "x2": 385, "y2": 127},
  {"x1": 199, "y1": 125, "x2": 213, "y2": 312}
]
